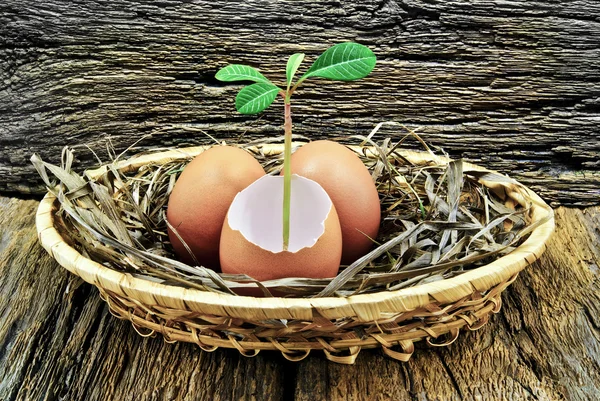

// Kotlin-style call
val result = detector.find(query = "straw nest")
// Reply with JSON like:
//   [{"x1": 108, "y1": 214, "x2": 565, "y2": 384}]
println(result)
[{"x1": 34, "y1": 130, "x2": 554, "y2": 363}]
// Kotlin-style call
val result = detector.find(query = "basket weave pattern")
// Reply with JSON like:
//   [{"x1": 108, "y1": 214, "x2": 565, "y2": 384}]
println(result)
[
  {"x1": 99, "y1": 274, "x2": 515, "y2": 363},
  {"x1": 36, "y1": 146, "x2": 554, "y2": 364}
]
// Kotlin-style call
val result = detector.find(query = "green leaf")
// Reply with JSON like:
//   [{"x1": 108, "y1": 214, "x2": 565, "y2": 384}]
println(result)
[
  {"x1": 215, "y1": 64, "x2": 271, "y2": 84},
  {"x1": 235, "y1": 83, "x2": 280, "y2": 114},
  {"x1": 286, "y1": 53, "x2": 305, "y2": 88},
  {"x1": 301, "y1": 42, "x2": 376, "y2": 81}
]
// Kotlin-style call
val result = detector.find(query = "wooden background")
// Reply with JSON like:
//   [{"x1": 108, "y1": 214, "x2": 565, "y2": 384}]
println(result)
[
  {"x1": 1, "y1": 199, "x2": 599, "y2": 401},
  {"x1": 1, "y1": 1, "x2": 599, "y2": 400},
  {"x1": 0, "y1": 0, "x2": 599, "y2": 205}
]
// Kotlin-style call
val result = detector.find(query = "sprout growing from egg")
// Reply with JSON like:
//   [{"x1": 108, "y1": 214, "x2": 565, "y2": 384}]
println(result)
[{"x1": 216, "y1": 42, "x2": 376, "y2": 250}]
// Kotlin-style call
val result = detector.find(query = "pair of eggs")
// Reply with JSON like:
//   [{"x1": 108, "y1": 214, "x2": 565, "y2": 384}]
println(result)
[{"x1": 166, "y1": 141, "x2": 381, "y2": 282}]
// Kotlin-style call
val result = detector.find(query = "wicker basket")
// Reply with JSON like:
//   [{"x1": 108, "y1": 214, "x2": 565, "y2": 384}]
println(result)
[{"x1": 36, "y1": 145, "x2": 555, "y2": 364}]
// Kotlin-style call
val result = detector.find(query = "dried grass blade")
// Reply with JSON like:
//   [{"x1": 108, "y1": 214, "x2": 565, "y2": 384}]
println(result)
[
  {"x1": 33, "y1": 133, "x2": 547, "y2": 299},
  {"x1": 89, "y1": 182, "x2": 134, "y2": 246},
  {"x1": 109, "y1": 165, "x2": 158, "y2": 243}
]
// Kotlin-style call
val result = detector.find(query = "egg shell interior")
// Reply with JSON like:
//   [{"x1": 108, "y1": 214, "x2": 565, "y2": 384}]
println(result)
[
  {"x1": 220, "y1": 174, "x2": 343, "y2": 281},
  {"x1": 227, "y1": 174, "x2": 332, "y2": 253}
]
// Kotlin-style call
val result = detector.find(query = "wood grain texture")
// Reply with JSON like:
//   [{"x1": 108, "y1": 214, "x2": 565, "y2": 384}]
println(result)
[
  {"x1": 0, "y1": 0, "x2": 599, "y2": 205},
  {"x1": 1, "y1": 197, "x2": 599, "y2": 400},
  {"x1": 0, "y1": 198, "x2": 289, "y2": 401},
  {"x1": 295, "y1": 206, "x2": 600, "y2": 401}
]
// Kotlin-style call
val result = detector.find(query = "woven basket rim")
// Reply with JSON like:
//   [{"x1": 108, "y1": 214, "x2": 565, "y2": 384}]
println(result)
[{"x1": 36, "y1": 144, "x2": 555, "y2": 322}]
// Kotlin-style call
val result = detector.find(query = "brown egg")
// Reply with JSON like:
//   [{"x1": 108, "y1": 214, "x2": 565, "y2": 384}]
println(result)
[
  {"x1": 287, "y1": 140, "x2": 381, "y2": 264},
  {"x1": 220, "y1": 175, "x2": 342, "y2": 282},
  {"x1": 167, "y1": 146, "x2": 265, "y2": 269}
]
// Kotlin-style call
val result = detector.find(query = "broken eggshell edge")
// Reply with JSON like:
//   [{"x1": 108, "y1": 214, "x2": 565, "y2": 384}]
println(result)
[{"x1": 219, "y1": 174, "x2": 343, "y2": 282}]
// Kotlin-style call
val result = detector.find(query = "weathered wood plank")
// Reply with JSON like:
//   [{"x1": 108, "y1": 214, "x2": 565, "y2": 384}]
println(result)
[
  {"x1": 0, "y1": 1, "x2": 599, "y2": 205},
  {"x1": 294, "y1": 206, "x2": 600, "y2": 401},
  {"x1": 0, "y1": 197, "x2": 289, "y2": 401},
  {"x1": 1, "y1": 200, "x2": 599, "y2": 400}
]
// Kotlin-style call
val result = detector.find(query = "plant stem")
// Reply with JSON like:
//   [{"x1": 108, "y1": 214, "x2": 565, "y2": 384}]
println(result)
[{"x1": 283, "y1": 101, "x2": 292, "y2": 251}]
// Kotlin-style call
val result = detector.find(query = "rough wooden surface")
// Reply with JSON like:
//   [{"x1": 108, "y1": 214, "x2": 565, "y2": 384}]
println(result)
[
  {"x1": 0, "y1": 0, "x2": 599, "y2": 206},
  {"x1": 1, "y1": 197, "x2": 599, "y2": 400}
]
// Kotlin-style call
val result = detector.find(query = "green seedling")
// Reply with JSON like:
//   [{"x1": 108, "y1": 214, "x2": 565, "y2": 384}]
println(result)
[{"x1": 216, "y1": 42, "x2": 376, "y2": 251}]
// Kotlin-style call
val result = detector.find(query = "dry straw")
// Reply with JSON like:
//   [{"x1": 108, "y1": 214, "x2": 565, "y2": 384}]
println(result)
[{"x1": 34, "y1": 130, "x2": 554, "y2": 363}]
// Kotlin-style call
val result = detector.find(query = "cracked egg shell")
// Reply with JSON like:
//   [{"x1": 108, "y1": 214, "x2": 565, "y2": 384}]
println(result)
[{"x1": 220, "y1": 174, "x2": 342, "y2": 282}]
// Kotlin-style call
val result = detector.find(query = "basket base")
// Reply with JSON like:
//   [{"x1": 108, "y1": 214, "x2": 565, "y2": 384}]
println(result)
[{"x1": 99, "y1": 274, "x2": 517, "y2": 364}]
